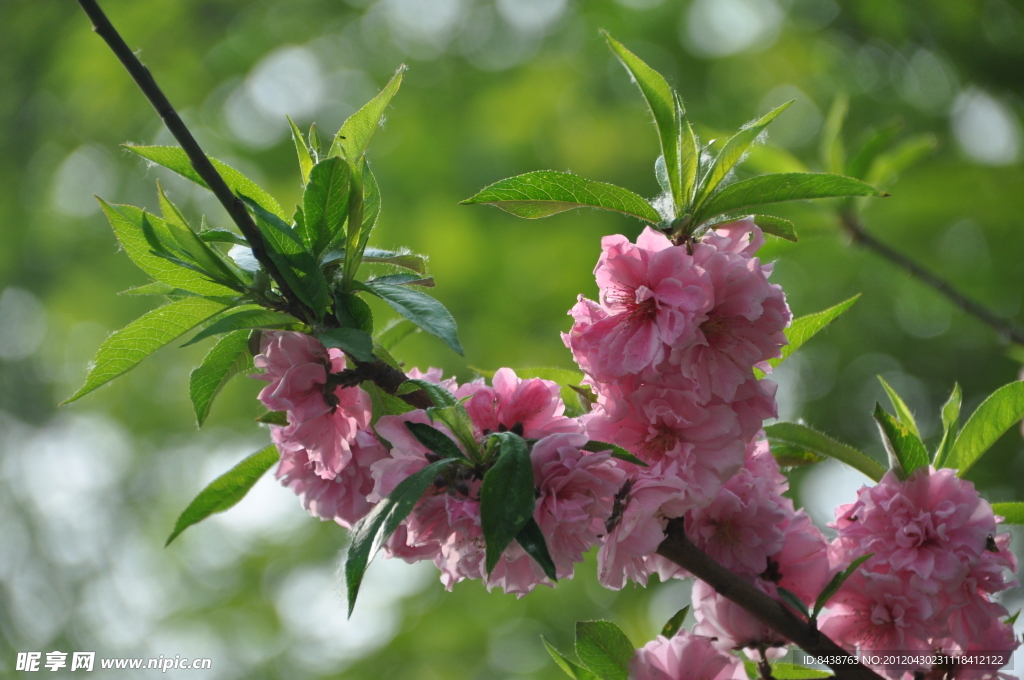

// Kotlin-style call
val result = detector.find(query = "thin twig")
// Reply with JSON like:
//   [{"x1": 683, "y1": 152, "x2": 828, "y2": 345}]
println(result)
[
  {"x1": 839, "y1": 210, "x2": 1024, "y2": 346},
  {"x1": 656, "y1": 520, "x2": 886, "y2": 680}
]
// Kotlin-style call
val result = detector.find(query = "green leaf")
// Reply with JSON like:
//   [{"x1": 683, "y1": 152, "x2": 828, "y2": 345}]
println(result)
[
  {"x1": 64, "y1": 297, "x2": 229, "y2": 404},
  {"x1": 182, "y1": 306, "x2": 300, "y2": 347},
  {"x1": 398, "y1": 378, "x2": 458, "y2": 408},
  {"x1": 603, "y1": 32, "x2": 682, "y2": 216},
  {"x1": 543, "y1": 638, "x2": 598, "y2": 680},
  {"x1": 752, "y1": 214, "x2": 797, "y2": 242},
  {"x1": 480, "y1": 432, "x2": 536, "y2": 575},
  {"x1": 165, "y1": 445, "x2": 279, "y2": 545},
  {"x1": 119, "y1": 281, "x2": 184, "y2": 296},
  {"x1": 744, "y1": 662, "x2": 832, "y2": 680},
  {"x1": 302, "y1": 157, "x2": 351, "y2": 258},
  {"x1": 156, "y1": 184, "x2": 247, "y2": 288},
  {"x1": 693, "y1": 173, "x2": 884, "y2": 226},
  {"x1": 813, "y1": 553, "x2": 873, "y2": 618},
  {"x1": 582, "y1": 440, "x2": 649, "y2": 467},
  {"x1": 934, "y1": 383, "x2": 962, "y2": 468},
  {"x1": 575, "y1": 620, "x2": 633, "y2": 680},
  {"x1": 756, "y1": 294, "x2": 860, "y2": 377},
  {"x1": 948, "y1": 381, "x2": 1024, "y2": 477},
  {"x1": 764, "y1": 422, "x2": 885, "y2": 482},
  {"x1": 360, "y1": 281, "x2": 463, "y2": 355},
  {"x1": 287, "y1": 115, "x2": 315, "y2": 185},
  {"x1": 846, "y1": 120, "x2": 903, "y2": 181},
  {"x1": 992, "y1": 502, "x2": 1024, "y2": 525},
  {"x1": 363, "y1": 382, "x2": 413, "y2": 427},
  {"x1": 375, "y1": 319, "x2": 420, "y2": 352},
  {"x1": 461, "y1": 171, "x2": 661, "y2": 224},
  {"x1": 660, "y1": 605, "x2": 690, "y2": 638},
  {"x1": 308, "y1": 122, "x2": 322, "y2": 157},
  {"x1": 865, "y1": 133, "x2": 938, "y2": 188},
  {"x1": 361, "y1": 247, "x2": 428, "y2": 274},
  {"x1": 189, "y1": 330, "x2": 252, "y2": 427},
  {"x1": 124, "y1": 145, "x2": 286, "y2": 220},
  {"x1": 99, "y1": 200, "x2": 238, "y2": 297},
  {"x1": 330, "y1": 66, "x2": 405, "y2": 162},
  {"x1": 345, "y1": 457, "x2": 454, "y2": 614},
  {"x1": 1006, "y1": 610, "x2": 1021, "y2": 626},
  {"x1": 770, "y1": 443, "x2": 825, "y2": 469},
  {"x1": 427, "y1": 405, "x2": 480, "y2": 458},
  {"x1": 334, "y1": 291, "x2": 374, "y2": 333},
  {"x1": 878, "y1": 376, "x2": 921, "y2": 439},
  {"x1": 819, "y1": 93, "x2": 848, "y2": 175},
  {"x1": 695, "y1": 101, "x2": 793, "y2": 208},
  {"x1": 199, "y1": 228, "x2": 249, "y2": 246},
  {"x1": 405, "y1": 421, "x2": 466, "y2": 461},
  {"x1": 678, "y1": 107, "x2": 700, "y2": 208},
  {"x1": 240, "y1": 196, "x2": 331, "y2": 319},
  {"x1": 319, "y1": 327, "x2": 375, "y2": 363},
  {"x1": 256, "y1": 410, "x2": 289, "y2": 425},
  {"x1": 515, "y1": 517, "x2": 558, "y2": 581},
  {"x1": 778, "y1": 587, "x2": 810, "y2": 619},
  {"x1": 873, "y1": 402, "x2": 929, "y2": 479}
]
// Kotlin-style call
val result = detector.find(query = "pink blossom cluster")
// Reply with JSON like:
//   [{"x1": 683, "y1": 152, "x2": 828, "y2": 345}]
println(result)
[
  {"x1": 823, "y1": 467, "x2": 1019, "y2": 679},
  {"x1": 630, "y1": 631, "x2": 749, "y2": 680},
  {"x1": 566, "y1": 220, "x2": 790, "y2": 589},
  {"x1": 254, "y1": 331, "x2": 387, "y2": 529}
]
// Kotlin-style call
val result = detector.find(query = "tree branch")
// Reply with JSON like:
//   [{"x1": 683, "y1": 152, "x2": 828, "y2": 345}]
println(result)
[
  {"x1": 75, "y1": 0, "x2": 309, "y2": 320},
  {"x1": 839, "y1": 210, "x2": 1024, "y2": 346},
  {"x1": 656, "y1": 520, "x2": 886, "y2": 680}
]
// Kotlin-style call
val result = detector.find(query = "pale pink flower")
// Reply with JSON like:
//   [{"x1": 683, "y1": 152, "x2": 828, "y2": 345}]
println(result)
[
  {"x1": 597, "y1": 462, "x2": 693, "y2": 589},
  {"x1": 274, "y1": 385, "x2": 372, "y2": 479},
  {"x1": 629, "y1": 631, "x2": 749, "y2": 680},
  {"x1": 275, "y1": 428, "x2": 387, "y2": 528},
  {"x1": 564, "y1": 228, "x2": 713, "y2": 381},
  {"x1": 769, "y1": 508, "x2": 833, "y2": 604},
  {"x1": 691, "y1": 578, "x2": 788, "y2": 659},
  {"x1": 459, "y1": 368, "x2": 582, "y2": 439},
  {"x1": 830, "y1": 467, "x2": 997, "y2": 593},
  {"x1": 254, "y1": 331, "x2": 345, "y2": 421},
  {"x1": 406, "y1": 366, "x2": 459, "y2": 393},
  {"x1": 930, "y1": 622, "x2": 1019, "y2": 680}
]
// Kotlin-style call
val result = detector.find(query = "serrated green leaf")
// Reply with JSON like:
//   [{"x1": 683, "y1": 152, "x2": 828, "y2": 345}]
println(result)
[
  {"x1": 846, "y1": 120, "x2": 903, "y2": 181},
  {"x1": 873, "y1": 403, "x2": 929, "y2": 479},
  {"x1": 543, "y1": 638, "x2": 598, "y2": 680},
  {"x1": 398, "y1": 378, "x2": 458, "y2": 408},
  {"x1": 199, "y1": 228, "x2": 249, "y2": 246},
  {"x1": 182, "y1": 306, "x2": 300, "y2": 347},
  {"x1": 695, "y1": 101, "x2": 793, "y2": 208},
  {"x1": 770, "y1": 442, "x2": 825, "y2": 469},
  {"x1": 364, "y1": 382, "x2": 413, "y2": 427},
  {"x1": 581, "y1": 440, "x2": 649, "y2": 467},
  {"x1": 319, "y1": 327, "x2": 375, "y2": 363},
  {"x1": 288, "y1": 115, "x2": 315, "y2": 185},
  {"x1": 461, "y1": 171, "x2": 661, "y2": 223},
  {"x1": 119, "y1": 282, "x2": 185, "y2": 296},
  {"x1": 166, "y1": 445, "x2": 278, "y2": 545},
  {"x1": 64, "y1": 297, "x2": 230, "y2": 404},
  {"x1": 240, "y1": 196, "x2": 330, "y2": 319},
  {"x1": 345, "y1": 457, "x2": 455, "y2": 614},
  {"x1": 813, "y1": 553, "x2": 873, "y2": 618},
  {"x1": 515, "y1": 518, "x2": 558, "y2": 581},
  {"x1": 375, "y1": 319, "x2": 420, "y2": 352},
  {"x1": 764, "y1": 422, "x2": 885, "y2": 482},
  {"x1": 678, "y1": 104, "x2": 699, "y2": 208},
  {"x1": 426, "y1": 405, "x2": 480, "y2": 458},
  {"x1": 878, "y1": 376, "x2": 921, "y2": 439},
  {"x1": 334, "y1": 290, "x2": 374, "y2": 333},
  {"x1": 302, "y1": 157, "x2": 351, "y2": 258},
  {"x1": 124, "y1": 145, "x2": 286, "y2": 220},
  {"x1": 405, "y1": 421, "x2": 466, "y2": 461},
  {"x1": 693, "y1": 173, "x2": 884, "y2": 226},
  {"x1": 256, "y1": 410, "x2": 289, "y2": 425},
  {"x1": 308, "y1": 122, "x2": 322, "y2": 157},
  {"x1": 948, "y1": 381, "x2": 1024, "y2": 477},
  {"x1": 330, "y1": 66, "x2": 405, "y2": 162},
  {"x1": 819, "y1": 93, "x2": 848, "y2": 175},
  {"x1": 189, "y1": 330, "x2": 252, "y2": 427},
  {"x1": 753, "y1": 214, "x2": 797, "y2": 242},
  {"x1": 99, "y1": 200, "x2": 239, "y2": 297},
  {"x1": 360, "y1": 281, "x2": 462, "y2": 355},
  {"x1": 575, "y1": 620, "x2": 633, "y2": 680},
  {"x1": 756, "y1": 294, "x2": 860, "y2": 377},
  {"x1": 933, "y1": 383, "x2": 962, "y2": 468},
  {"x1": 992, "y1": 502, "x2": 1024, "y2": 525},
  {"x1": 361, "y1": 247, "x2": 428, "y2": 274},
  {"x1": 744, "y1": 662, "x2": 832, "y2": 680},
  {"x1": 660, "y1": 605, "x2": 690, "y2": 638},
  {"x1": 604, "y1": 33, "x2": 682, "y2": 216},
  {"x1": 156, "y1": 184, "x2": 247, "y2": 288},
  {"x1": 480, "y1": 432, "x2": 536, "y2": 575}
]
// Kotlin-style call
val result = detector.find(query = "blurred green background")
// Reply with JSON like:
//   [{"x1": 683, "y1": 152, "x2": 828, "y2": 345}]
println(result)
[{"x1": 2, "y1": 0, "x2": 1024, "y2": 677}]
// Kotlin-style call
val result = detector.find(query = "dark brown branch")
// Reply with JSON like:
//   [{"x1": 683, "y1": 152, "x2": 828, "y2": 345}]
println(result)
[
  {"x1": 75, "y1": 0, "x2": 309, "y2": 320},
  {"x1": 839, "y1": 211, "x2": 1024, "y2": 346},
  {"x1": 656, "y1": 520, "x2": 886, "y2": 680}
]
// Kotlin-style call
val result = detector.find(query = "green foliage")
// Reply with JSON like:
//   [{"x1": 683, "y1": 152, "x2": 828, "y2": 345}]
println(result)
[
  {"x1": 819, "y1": 93, "x2": 849, "y2": 175},
  {"x1": 751, "y1": 214, "x2": 797, "y2": 242},
  {"x1": 778, "y1": 587, "x2": 810, "y2": 619},
  {"x1": 361, "y1": 248, "x2": 428, "y2": 275},
  {"x1": 405, "y1": 421, "x2": 466, "y2": 461},
  {"x1": 345, "y1": 458, "x2": 456, "y2": 615},
  {"x1": 878, "y1": 376, "x2": 921, "y2": 439},
  {"x1": 480, "y1": 432, "x2": 537, "y2": 574},
  {"x1": 460, "y1": 171, "x2": 660, "y2": 223},
  {"x1": 330, "y1": 66, "x2": 405, "y2": 162},
  {"x1": 165, "y1": 445, "x2": 279, "y2": 545},
  {"x1": 757, "y1": 294, "x2": 860, "y2": 377},
  {"x1": 660, "y1": 605, "x2": 689, "y2": 638},
  {"x1": 189, "y1": 329, "x2": 252, "y2": 427},
  {"x1": 581, "y1": 440, "x2": 648, "y2": 467},
  {"x1": 374, "y1": 319, "x2": 420, "y2": 351},
  {"x1": 361, "y1": 280, "x2": 463, "y2": 355},
  {"x1": 514, "y1": 518, "x2": 558, "y2": 581},
  {"x1": 575, "y1": 620, "x2": 633, "y2": 680},
  {"x1": 813, "y1": 554, "x2": 873, "y2": 618},
  {"x1": 64, "y1": 297, "x2": 230, "y2": 404},
  {"x1": 363, "y1": 382, "x2": 413, "y2": 426},
  {"x1": 543, "y1": 638, "x2": 598, "y2": 680},
  {"x1": 319, "y1": 327, "x2": 376, "y2": 363},
  {"x1": 287, "y1": 115, "x2": 315, "y2": 185},
  {"x1": 744, "y1": 662, "x2": 832, "y2": 679},
  {"x1": 873, "y1": 402, "x2": 929, "y2": 478},
  {"x1": 255, "y1": 410, "x2": 289, "y2": 426},
  {"x1": 946, "y1": 381, "x2": 1024, "y2": 477},
  {"x1": 764, "y1": 422, "x2": 885, "y2": 482},
  {"x1": 302, "y1": 157, "x2": 351, "y2": 258},
  {"x1": 156, "y1": 184, "x2": 248, "y2": 289},
  {"x1": 182, "y1": 306, "x2": 300, "y2": 347},
  {"x1": 934, "y1": 383, "x2": 962, "y2": 467},
  {"x1": 427, "y1": 405, "x2": 480, "y2": 457},
  {"x1": 398, "y1": 378, "x2": 458, "y2": 408},
  {"x1": 992, "y1": 502, "x2": 1024, "y2": 524}
]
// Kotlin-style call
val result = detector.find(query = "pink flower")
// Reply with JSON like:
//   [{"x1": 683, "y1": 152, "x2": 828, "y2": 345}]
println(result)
[
  {"x1": 768, "y1": 508, "x2": 832, "y2": 604},
  {"x1": 597, "y1": 462, "x2": 693, "y2": 589},
  {"x1": 406, "y1": 366, "x2": 459, "y2": 393},
  {"x1": 929, "y1": 622, "x2": 1019, "y2": 680},
  {"x1": 274, "y1": 385, "x2": 372, "y2": 479},
  {"x1": 254, "y1": 331, "x2": 344, "y2": 422},
  {"x1": 691, "y1": 579, "x2": 788, "y2": 659},
  {"x1": 700, "y1": 217, "x2": 766, "y2": 258},
  {"x1": 564, "y1": 228, "x2": 713, "y2": 381},
  {"x1": 629, "y1": 631, "x2": 749, "y2": 680},
  {"x1": 275, "y1": 427, "x2": 387, "y2": 528},
  {"x1": 830, "y1": 467, "x2": 997, "y2": 593},
  {"x1": 459, "y1": 368, "x2": 582, "y2": 439}
]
